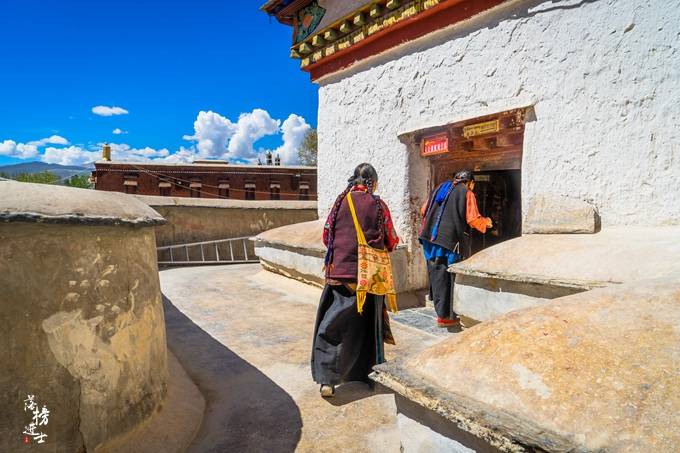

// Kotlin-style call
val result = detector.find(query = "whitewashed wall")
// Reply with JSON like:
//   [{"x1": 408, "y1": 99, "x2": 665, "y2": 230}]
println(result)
[{"x1": 317, "y1": 0, "x2": 680, "y2": 245}]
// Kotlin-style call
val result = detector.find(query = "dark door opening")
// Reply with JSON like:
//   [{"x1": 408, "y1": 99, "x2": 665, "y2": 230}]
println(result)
[
  {"x1": 424, "y1": 108, "x2": 527, "y2": 256},
  {"x1": 468, "y1": 170, "x2": 521, "y2": 255},
  {"x1": 431, "y1": 166, "x2": 521, "y2": 255}
]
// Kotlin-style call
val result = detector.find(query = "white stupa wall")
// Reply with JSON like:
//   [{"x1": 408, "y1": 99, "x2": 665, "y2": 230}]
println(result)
[{"x1": 317, "y1": 0, "x2": 680, "y2": 246}]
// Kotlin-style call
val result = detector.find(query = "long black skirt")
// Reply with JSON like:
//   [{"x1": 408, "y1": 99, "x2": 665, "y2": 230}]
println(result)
[{"x1": 311, "y1": 285, "x2": 393, "y2": 386}]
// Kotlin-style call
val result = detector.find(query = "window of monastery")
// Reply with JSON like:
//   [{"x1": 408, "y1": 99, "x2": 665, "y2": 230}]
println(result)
[
  {"x1": 218, "y1": 180, "x2": 230, "y2": 199},
  {"x1": 270, "y1": 182, "x2": 281, "y2": 200},
  {"x1": 159, "y1": 181, "x2": 172, "y2": 197},
  {"x1": 299, "y1": 182, "x2": 310, "y2": 201},
  {"x1": 123, "y1": 174, "x2": 138, "y2": 195},
  {"x1": 245, "y1": 182, "x2": 256, "y2": 200},
  {"x1": 189, "y1": 179, "x2": 202, "y2": 198}
]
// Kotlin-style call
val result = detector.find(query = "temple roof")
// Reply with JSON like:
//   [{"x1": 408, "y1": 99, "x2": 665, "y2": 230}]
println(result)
[{"x1": 261, "y1": 0, "x2": 509, "y2": 81}]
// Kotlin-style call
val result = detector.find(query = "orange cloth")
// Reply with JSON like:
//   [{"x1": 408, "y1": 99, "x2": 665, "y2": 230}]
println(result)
[{"x1": 466, "y1": 190, "x2": 491, "y2": 233}]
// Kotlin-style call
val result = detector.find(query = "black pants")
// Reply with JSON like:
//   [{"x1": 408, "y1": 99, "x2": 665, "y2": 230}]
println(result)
[
  {"x1": 311, "y1": 285, "x2": 384, "y2": 386},
  {"x1": 426, "y1": 257, "x2": 456, "y2": 319}
]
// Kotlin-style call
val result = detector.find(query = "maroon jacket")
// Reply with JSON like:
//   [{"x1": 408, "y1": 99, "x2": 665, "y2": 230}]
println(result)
[{"x1": 323, "y1": 189, "x2": 398, "y2": 281}]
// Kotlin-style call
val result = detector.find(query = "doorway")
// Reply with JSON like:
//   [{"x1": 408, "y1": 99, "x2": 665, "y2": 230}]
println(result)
[
  {"x1": 433, "y1": 168, "x2": 521, "y2": 255},
  {"x1": 425, "y1": 108, "x2": 526, "y2": 256}
]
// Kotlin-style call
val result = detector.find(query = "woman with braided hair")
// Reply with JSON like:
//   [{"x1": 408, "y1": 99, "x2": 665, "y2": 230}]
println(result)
[{"x1": 311, "y1": 163, "x2": 400, "y2": 398}]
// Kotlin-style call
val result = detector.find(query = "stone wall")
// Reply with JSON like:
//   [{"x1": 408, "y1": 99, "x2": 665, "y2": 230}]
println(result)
[
  {"x1": 0, "y1": 181, "x2": 168, "y2": 452},
  {"x1": 136, "y1": 195, "x2": 318, "y2": 246},
  {"x1": 317, "y1": 0, "x2": 680, "y2": 235}
]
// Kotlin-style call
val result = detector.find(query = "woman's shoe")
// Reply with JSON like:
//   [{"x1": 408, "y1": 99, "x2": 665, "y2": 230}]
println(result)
[
  {"x1": 436, "y1": 317, "x2": 460, "y2": 327},
  {"x1": 320, "y1": 384, "x2": 335, "y2": 398}
]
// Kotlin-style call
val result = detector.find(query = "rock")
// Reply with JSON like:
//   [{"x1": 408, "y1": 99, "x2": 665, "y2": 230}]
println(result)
[{"x1": 523, "y1": 195, "x2": 598, "y2": 234}]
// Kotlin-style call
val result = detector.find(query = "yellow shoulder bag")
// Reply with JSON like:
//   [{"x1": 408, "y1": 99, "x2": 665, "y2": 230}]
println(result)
[{"x1": 346, "y1": 192, "x2": 398, "y2": 314}]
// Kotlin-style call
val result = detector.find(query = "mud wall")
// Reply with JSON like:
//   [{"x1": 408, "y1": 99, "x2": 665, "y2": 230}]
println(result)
[
  {"x1": 136, "y1": 195, "x2": 318, "y2": 246},
  {"x1": 0, "y1": 181, "x2": 168, "y2": 452}
]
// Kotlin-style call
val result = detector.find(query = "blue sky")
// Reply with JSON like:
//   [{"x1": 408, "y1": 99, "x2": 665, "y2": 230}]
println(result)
[{"x1": 0, "y1": 0, "x2": 318, "y2": 166}]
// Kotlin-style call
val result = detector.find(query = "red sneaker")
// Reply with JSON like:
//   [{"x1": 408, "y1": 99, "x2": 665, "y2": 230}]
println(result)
[{"x1": 436, "y1": 317, "x2": 460, "y2": 327}]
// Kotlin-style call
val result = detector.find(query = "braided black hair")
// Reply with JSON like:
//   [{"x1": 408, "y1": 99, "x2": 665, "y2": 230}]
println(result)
[
  {"x1": 453, "y1": 169, "x2": 474, "y2": 185},
  {"x1": 350, "y1": 163, "x2": 385, "y2": 244},
  {"x1": 324, "y1": 163, "x2": 383, "y2": 273},
  {"x1": 365, "y1": 177, "x2": 385, "y2": 244},
  {"x1": 324, "y1": 182, "x2": 352, "y2": 273}
]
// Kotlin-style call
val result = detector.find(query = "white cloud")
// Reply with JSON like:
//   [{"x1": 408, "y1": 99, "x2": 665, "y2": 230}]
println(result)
[
  {"x1": 3, "y1": 108, "x2": 312, "y2": 167},
  {"x1": 0, "y1": 140, "x2": 39, "y2": 159},
  {"x1": 42, "y1": 146, "x2": 99, "y2": 166},
  {"x1": 183, "y1": 109, "x2": 280, "y2": 161},
  {"x1": 40, "y1": 143, "x2": 171, "y2": 166},
  {"x1": 273, "y1": 114, "x2": 311, "y2": 165},
  {"x1": 161, "y1": 146, "x2": 199, "y2": 163},
  {"x1": 28, "y1": 135, "x2": 70, "y2": 146},
  {"x1": 183, "y1": 110, "x2": 235, "y2": 158},
  {"x1": 92, "y1": 105, "x2": 129, "y2": 116},
  {"x1": 228, "y1": 109, "x2": 280, "y2": 159},
  {"x1": 105, "y1": 143, "x2": 170, "y2": 161}
]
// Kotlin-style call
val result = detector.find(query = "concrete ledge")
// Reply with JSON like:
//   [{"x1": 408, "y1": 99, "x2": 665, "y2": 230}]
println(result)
[
  {"x1": 253, "y1": 220, "x2": 327, "y2": 286},
  {"x1": 258, "y1": 255, "x2": 325, "y2": 287},
  {"x1": 253, "y1": 219, "x2": 326, "y2": 254},
  {"x1": 136, "y1": 194, "x2": 317, "y2": 210},
  {"x1": 453, "y1": 274, "x2": 584, "y2": 326},
  {"x1": 450, "y1": 227, "x2": 680, "y2": 286},
  {"x1": 0, "y1": 180, "x2": 165, "y2": 226},
  {"x1": 374, "y1": 278, "x2": 680, "y2": 452},
  {"x1": 449, "y1": 227, "x2": 680, "y2": 325}
]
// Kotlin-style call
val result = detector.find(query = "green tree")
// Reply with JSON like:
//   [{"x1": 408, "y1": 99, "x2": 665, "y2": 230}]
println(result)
[
  {"x1": 298, "y1": 128, "x2": 318, "y2": 166},
  {"x1": 64, "y1": 174, "x2": 92, "y2": 189},
  {"x1": 14, "y1": 171, "x2": 61, "y2": 184}
]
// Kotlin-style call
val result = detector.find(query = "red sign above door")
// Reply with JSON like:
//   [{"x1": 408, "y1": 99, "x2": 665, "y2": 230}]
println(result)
[{"x1": 421, "y1": 133, "x2": 449, "y2": 157}]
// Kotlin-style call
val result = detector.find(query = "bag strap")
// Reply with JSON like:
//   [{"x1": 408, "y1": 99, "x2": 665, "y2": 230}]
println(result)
[{"x1": 346, "y1": 192, "x2": 368, "y2": 246}]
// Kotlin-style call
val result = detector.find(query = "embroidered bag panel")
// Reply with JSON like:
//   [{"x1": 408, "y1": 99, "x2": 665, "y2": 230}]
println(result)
[{"x1": 346, "y1": 192, "x2": 398, "y2": 314}]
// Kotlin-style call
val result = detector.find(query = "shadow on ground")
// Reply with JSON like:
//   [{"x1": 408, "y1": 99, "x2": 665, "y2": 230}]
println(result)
[
  {"x1": 324, "y1": 381, "x2": 392, "y2": 407},
  {"x1": 163, "y1": 296, "x2": 303, "y2": 453}
]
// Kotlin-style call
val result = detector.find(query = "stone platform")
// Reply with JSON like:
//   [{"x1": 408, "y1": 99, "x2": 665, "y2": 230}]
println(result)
[
  {"x1": 373, "y1": 277, "x2": 680, "y2": 452},
  {"x1": 450, "y1": 226, "x2": 680, "y2": 326},
  {"x1": 253, "y1": 220, "x2": 427, "y2": 309}
]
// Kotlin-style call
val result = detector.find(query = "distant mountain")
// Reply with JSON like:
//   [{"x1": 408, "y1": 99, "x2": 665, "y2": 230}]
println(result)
[{"x1": 0, "y1": 161, "x2": 91, "y2": 180}]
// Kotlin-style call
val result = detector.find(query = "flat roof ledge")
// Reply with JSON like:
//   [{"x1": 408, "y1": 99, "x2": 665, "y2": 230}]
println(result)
[
  {"x1": 450, "y1": 227, "x2": 680, "y2": 288},
  {"x1": 135, "y1": 195, "x2": 318, "y2": 211},
  {"x1": 373, "y1": 278, "x2": 680, "y2": 451},
  {"x1": 0, "y1": 180, "x2": 165, "y2": 227}
]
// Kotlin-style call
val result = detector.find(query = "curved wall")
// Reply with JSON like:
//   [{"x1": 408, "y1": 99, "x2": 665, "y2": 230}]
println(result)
[{"x1": 0, "y1": 181, "x2": 168, "y2": 452}]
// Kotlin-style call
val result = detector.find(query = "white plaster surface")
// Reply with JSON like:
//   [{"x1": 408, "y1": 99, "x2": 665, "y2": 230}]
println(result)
[
  {"x1": 453, "y1": 277, "x2": 552, "y2": 322},
  {"x1": 317, "y1": 0, "x2": 680, "y2": 236},
  {"x1": 397, "y1": 413, "x2": 476, "y2": 453},
  {"x1": 254, "y1": 245, "x2": 325, "y2": 281}
]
